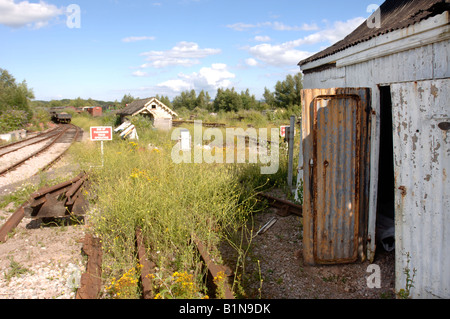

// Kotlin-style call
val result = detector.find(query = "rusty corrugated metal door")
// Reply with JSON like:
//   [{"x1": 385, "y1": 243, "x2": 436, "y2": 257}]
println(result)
[{"x1": 301, "y1": 88, "x2": 371, "y2": 265}]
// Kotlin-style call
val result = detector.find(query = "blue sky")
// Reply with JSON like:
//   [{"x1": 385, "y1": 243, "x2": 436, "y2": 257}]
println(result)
[{"x1": 0, "y1": 0, "x2": 383, "y2": 102}]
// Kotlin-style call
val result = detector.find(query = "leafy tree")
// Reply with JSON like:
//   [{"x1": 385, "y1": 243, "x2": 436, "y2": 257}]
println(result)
[
  {"x1": 263, "y1": 87, "x2": 276, "y2": 108},
  {"x1": 172, "y1": 90, "x2": 209, "y2": 111},
  {"x1": 70, "y1": 97, "x2": 85, "y2": 108},
  {"x1": 213, "y1": 88, "x2": 243, "y2": 112},
  {"x1": 273, "y1": 73, "x2": 303, "y2": 108},
  {"x1": 240, "y1": 88, "x2": 257, "y2": 110},
  {"x1": 0, "y1": 68, "x2": 35, "y2": 124},
  {"x1": 120, "y1": 93, "x2": 135, "y2": 109},
  {"x1": 196, "y1": 90, "x2": 208, "y2": 110},
  {"x1": 155, "y1": 94, "x2": 173, "y2": 109}
]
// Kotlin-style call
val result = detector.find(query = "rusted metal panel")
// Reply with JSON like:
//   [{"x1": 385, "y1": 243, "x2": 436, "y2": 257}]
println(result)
[
  {"x1": 391, "y1": 79, "x2": 449, "y2": 299},
  {"x1": 135, "y1": 228, "x2": 156, "y2": 299},
  {"x1": 301, "y1": 88, "x2": 371, "y2": 265},
  {"x1": 76, "y1": 234, "x2": 103, "y2": 299},
  {"x1": 0, "y1": 203, "x2": 26, "y2": 243},
  {"x1": 24, "y1": 172, "x2": 89, "y2": 219}
]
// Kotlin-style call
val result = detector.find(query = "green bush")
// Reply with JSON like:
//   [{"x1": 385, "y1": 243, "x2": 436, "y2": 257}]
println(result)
[{"x1": 0, "y1": 109, "x2": 29, "y2": 133}]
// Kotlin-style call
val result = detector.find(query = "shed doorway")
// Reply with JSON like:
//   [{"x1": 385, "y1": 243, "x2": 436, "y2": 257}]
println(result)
[{"x1": 376, "y1": 86, "x2": 396, "y2": 256}]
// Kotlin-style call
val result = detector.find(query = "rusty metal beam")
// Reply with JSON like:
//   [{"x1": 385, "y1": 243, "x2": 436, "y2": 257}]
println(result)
[
  {"x1": 31, "y1": 172, "x2": 85, "y2": 199},
  {"x1": 257, "y1": 193, "x2": 302, "y2": 217},
  {"x1": 65, "y1": 173, "x2": 88, "y2": 205},
  {"x1": 135, "y1": 228, "x2": 156, "y2": 299},
  {"x1": 76, "y1": 234, "x2": 103, "y2": 299},
  {"x1": 24, "y1": 172, "x2": 88, "y2": 219},
  {"x1": 0, "y1": 202, "x2": 28, "y2": 243},
  {"x1": 192, "y1": 234, "x2": 234, "y2": 299}
]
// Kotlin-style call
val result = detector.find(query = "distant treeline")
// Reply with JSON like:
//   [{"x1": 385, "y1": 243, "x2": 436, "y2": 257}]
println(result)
[
  {"x1": 0, "y1": 67, "x2": 303, "y2": 133},
  {"x1": 32, "y1": 72, "x2": 303, "y2": 113}
]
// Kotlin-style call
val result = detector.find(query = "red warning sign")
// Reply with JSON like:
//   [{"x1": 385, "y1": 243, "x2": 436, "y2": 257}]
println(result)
[{"x1": 90, "y1": 126, "x2": 113, "y2": 141}]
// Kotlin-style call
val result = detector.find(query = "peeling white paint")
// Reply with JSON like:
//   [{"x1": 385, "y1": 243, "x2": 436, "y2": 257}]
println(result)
[{"x1": 391, "y1": 79, "x2": 449, "y2": 299}]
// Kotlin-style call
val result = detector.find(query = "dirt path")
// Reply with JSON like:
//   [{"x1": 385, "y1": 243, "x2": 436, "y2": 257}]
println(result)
[{"x1": 220, "y1": 192, "x2": 396, "y2": 299}]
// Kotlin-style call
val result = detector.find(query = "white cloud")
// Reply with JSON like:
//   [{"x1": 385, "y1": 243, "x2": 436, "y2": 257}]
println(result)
[
  {"x1": 248, "y1": 43, "x2": 313, "y2": 67},
  {"x1": 245, "y1": 58, "x2": 259, "y2": 66},
  {"x1": 226, "y1": 21, "x2": 319, "y2": 32},
  {"x1": 271, "y1": 21, "x2": 319, "y2": 31},
  {"x1": 139, "y1": 41, "x2": 221, "y2": 68},
  {"x1": 0, "y1": 0, "x2": 64, "y2": 28},
  {"x1": 254, "y1": 35, "x2": 271, "y2": 42},
  {"x1": 157, "y1": 63, "x2": 235, "y2": 94},
  {"x1": 157, "y1": 79, "x2": 192, "y2": 92},
  {"x1": 132, "y1": 70, "x2": 148, "y2": 77},
  {"x1": 122, "y1": 36, "x2": 156, "y2": 43},
  {"x1": 246, "y1": 17, "x2": 365, "y2": 67}
]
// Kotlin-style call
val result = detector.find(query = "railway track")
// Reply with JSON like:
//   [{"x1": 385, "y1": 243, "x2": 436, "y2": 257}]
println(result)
[
  {"x1": 0, "y1": 126, "x2": 60, "y2": 156},
  {"x1": 76, "y1": 230, "x2": 235, "y2": 299},
  {"x1": 0, "y1": 124, "x2": 81, "y2": 184}
]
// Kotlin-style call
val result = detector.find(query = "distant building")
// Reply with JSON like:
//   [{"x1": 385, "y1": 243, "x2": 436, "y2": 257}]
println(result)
[
  {"x1": 117, "y1": 97, "x2": 178, "y2": 130},
  {"x1": 83, "y1": 106, "x2": 102, "y2": 117}
]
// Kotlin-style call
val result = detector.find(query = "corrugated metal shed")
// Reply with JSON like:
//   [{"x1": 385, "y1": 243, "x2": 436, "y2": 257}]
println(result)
[{"x1": 297, "y1": 0, "x2": 449, "y2": 298}]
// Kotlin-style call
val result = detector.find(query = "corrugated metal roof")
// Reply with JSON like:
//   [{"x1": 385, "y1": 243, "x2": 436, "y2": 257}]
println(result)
[
  {"x1": 118, "y1": 97, "x2": 177, "y2": 117},
  {"x1": 118, "y1": 97, "x2": 155, "y2": 116},
  {"x1": 299, "y1": 0, "x2": 450, "y2": 66}
]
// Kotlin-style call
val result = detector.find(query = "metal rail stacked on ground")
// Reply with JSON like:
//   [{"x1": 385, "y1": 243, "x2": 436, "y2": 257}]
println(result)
[{"x1": 0, "y1": 171, "x2": 89, "y2": 243}]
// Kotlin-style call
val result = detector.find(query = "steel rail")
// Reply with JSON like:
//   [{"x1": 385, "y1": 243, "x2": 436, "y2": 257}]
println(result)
[
  {"x1": 257, "y1": 192, "x2": 303, "y2": 217},
  {"x1": 0, "y1": 127, "x2": 65, "y2": 157},
  {"x1": 38, "y1": 124, "x2": 81, "y2": 173},
  {"x1": 0, "y1": 125, "x2": 60, "y2": 152},
  {"x1": 0, "y1": 124, "x2": 73, "y2": 176}
]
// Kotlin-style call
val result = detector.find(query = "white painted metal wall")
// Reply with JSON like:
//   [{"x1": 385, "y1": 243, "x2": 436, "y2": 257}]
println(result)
[{"x1": 391, "y1": 79, "x2": 449, "y2": 299}]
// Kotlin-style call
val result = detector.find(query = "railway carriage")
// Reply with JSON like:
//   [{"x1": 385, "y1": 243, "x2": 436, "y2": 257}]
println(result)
[{"x1": 50, "y1": 111, "x2": 72, "y2": 124}]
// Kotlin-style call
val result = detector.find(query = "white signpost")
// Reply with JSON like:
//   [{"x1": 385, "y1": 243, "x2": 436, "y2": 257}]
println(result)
[{"x1": 90, "y1": 126, "x2": 113, "y2": 167}]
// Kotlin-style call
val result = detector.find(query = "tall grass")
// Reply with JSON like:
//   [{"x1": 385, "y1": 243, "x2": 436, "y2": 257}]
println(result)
[
  {"x1": 69, "y1": 114, "x2": 299, "y2": 299},
  {"x1": 70, "y1": 130, "x2": 255, "y2": 298}
]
